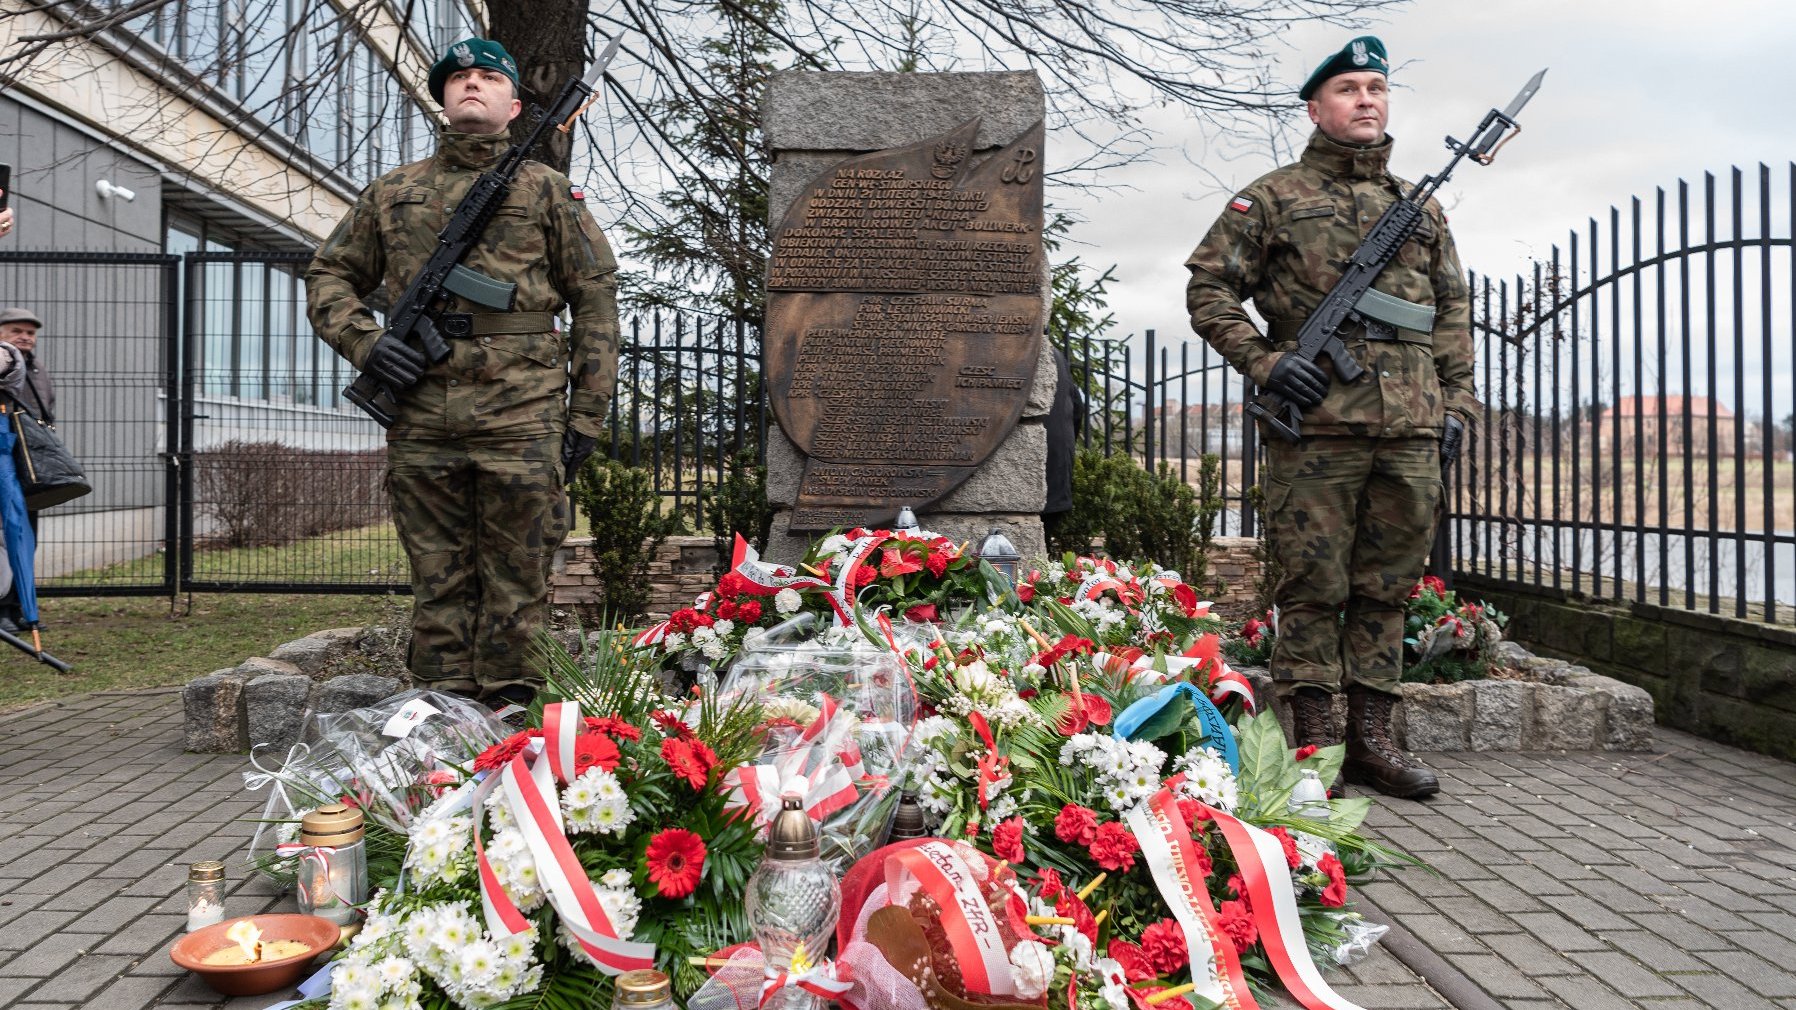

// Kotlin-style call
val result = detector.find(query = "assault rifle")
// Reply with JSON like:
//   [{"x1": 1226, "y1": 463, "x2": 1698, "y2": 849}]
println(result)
[
  {"x1": 1247, "y1": 68, "x2": 1547, "y2": 443},
  {"x1": 344, "y1": 35, "x2": 623, "y2": 427}
]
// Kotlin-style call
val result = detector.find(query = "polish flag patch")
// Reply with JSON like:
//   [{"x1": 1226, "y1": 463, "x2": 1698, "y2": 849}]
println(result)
[
  {"x1": 569, "y1": 186, "x2": 586, "y2": 200},
  {"x1": 1229, "y1": 195, "x2": 1254, "y2": 213}
]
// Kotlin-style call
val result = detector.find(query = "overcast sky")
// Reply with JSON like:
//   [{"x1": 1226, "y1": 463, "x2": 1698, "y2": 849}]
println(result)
[{"x1": 1044, "y1": 0, "x2": 1796, "y2": 423}]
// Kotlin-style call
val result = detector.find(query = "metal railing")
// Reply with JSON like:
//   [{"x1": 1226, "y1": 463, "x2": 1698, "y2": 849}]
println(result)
[{"x1": 1454, "y1": 163, "x2": 1796, "y2": 624}]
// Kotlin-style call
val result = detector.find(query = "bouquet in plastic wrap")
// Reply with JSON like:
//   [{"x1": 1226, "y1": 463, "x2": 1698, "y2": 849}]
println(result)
[
  {"x1": 716, "y1": 615, "x2": 918, "y2": 871},
  {"x1": 244, "y1": 690, "x2": 511, "y2": 886}
]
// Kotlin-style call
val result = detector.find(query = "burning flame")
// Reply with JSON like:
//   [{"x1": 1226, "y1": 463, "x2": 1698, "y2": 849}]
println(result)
[{"x1": 225, "y1": 919, "x2": 263, "y2": 963}]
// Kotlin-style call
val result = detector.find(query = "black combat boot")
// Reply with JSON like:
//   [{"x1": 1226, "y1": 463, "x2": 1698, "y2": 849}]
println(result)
[{"x1": 1345, "y1": 686, "x2": 1439, "y2": 799}]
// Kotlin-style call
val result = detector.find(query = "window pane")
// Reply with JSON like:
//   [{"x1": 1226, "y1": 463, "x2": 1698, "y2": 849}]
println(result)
[{"x1": 238, "y1": 264, "x2": 265, "y2": 400}]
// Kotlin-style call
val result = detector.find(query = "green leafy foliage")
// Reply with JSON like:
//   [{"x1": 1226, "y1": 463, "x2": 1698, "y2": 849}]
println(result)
[
  {"x1": 701, "y1": 448, "x2": 774, "y2": 570},
  {"x1": 1055, "y1": 450, "x2": 1205, "y2": 574},
  {"x1": 573, "y1": 459, "x2": 685, "y2": 620}
]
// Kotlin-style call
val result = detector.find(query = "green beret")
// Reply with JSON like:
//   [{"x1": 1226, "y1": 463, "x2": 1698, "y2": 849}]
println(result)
[
  {"x1": 1299, "y1": 35, "x2": 1389, "y2": 101},
  {"x1": 429, "y1": 37, "x2": 522, "y2": 105}
]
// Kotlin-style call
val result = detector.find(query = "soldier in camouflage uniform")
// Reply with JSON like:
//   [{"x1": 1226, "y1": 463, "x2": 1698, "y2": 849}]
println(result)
[
  {"x1": 306, "y1": 38, "x2": 619, "y2": 706},
  {"x1": 1185, "y1": 36, "x2": 1472, "y2": 798}
]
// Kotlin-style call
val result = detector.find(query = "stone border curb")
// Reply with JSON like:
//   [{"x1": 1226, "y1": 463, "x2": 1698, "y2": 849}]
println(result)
[
  {"x1": 182, "y1": 627, "x2": 406, "y2": 754},
  {"x1": 1239, "y1": 638, "x2": 1655, "y2": 752}
]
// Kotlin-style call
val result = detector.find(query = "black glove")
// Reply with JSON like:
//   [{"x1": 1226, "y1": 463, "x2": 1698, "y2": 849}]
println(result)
[
  {"x1": 363, "y1": 333, "x2": 427, "y2": 390},
  {"x1": 1440, "y1": 414, "x2": 1465, "y2": 469},
  {"x1": 561, "y1": 430, "x2": 599, "y2": 481},
  {"x1": 1264, "y1": 353, "x2": 1328, "y2": 409}
]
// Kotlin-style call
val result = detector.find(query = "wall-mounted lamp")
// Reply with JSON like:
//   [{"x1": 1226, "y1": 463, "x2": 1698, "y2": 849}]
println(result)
[{"x1": 95, "y1": 179, "x2": 137, "y2": 202}]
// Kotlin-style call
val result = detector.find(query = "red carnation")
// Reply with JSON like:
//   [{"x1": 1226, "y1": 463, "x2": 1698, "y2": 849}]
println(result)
[
  {"x1": 905, "y1": 603, "x2": 939, "y2": 622},
  {"x1": 1034, "y1": 867, "x2": 1066, "y2": 901},
  {"x1": 1317, "y1": 852, "x2": 1348, "y2": 908},
  {"x1": 1227, "y1": 873, "x2": 1249, "y2": 903},
  {"x1": 991, "y1": 816, "x2": 1026, "y2": 864},
  {"x1": 924, "y1": 551, "x2": 949, "y2": 578},
  {"x1": 585, "y1": 714, "x2": 642, "y2": 742},
  {"x1": 1140, "y1": 919, "x2": 1188, "y2": 974},
  {"x1": 651, "y1": 710, "x2": 696, "y2": 740},
  {"x1": 1016, "y1": 582, "x2": 1036, "y2": 603},
  {"x1": 1294, "y1": 744, "x2": 1318, "y2": 762},
  {"x1": 644, "y1": 827, "x2": 706, "y2": 898},
  {"x1": 1267, "y1": 826, "x2": 1301, "y2": 869},
  {"x1": 573, "y1": 732, "x2": 621, "y2": 775},
  {"x1": 661, "y1": 737, "x2": 715, "y2": 789},
  {"x1": 1106, "y1": 939, "x2": 1155, "y2": 983},
  {"x1": 716, "y1": 572, "x2": 747, "y2": 599},
  {"x1": 1217, "y1": 899, "x2": 1257, "y2": 952},
  {"x1": 736, "y1": 600, "x2": 762, "y2": 623},
  {"x1": 1088, "y1": 821, "x2": 1139, "y2": 872},
  {"x1": 716, "y1": 599, "x2": 738, "y2": 620},
  {"x1": 474, "y1": 729, "x2": 538, "y2": 773},
  {"x1": 1054, "y1": 804, "x2": 1099, "y2": 846},
  {"x1": 854, "y1": 565, "x2": 878, "y2": 587}
]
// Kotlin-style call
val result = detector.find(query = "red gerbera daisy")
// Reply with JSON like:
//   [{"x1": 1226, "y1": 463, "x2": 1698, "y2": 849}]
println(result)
[
  {"x1": 573, "y1": 732, "x2": 621, "y2": 775},
  {"x1": 474, "y1": 729, "x2": 540, "y2": 773},
  {"x1": 661, "y1": 737, "x2": 715, "y2": 789},
  {"x1": 651, "y1": 710, "x2": 696, "y2": 741},
  {"x1": 644, "y1": 828, "x2": 707, "y2": 898},
  {"x1": 584, "y1": 714, "x2": 642, "y2": 742}
]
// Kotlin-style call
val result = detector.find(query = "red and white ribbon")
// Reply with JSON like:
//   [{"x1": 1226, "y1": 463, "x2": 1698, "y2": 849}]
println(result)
[
  {"x1": 1125, "y1": 789, "x2": 1259, "y2": 1009},
  {"x1": 760, "y1": 960, "x2": 855, "y2": 1007},
  {"x1": 635, "y1": 535, "x2": 844, "y2": 646},
  {"x1": 1205, "y1": 805, "x2": 1367, "y2": 1010},
  {"x1": 828, "y1": 535, "x2": 887, "y2": 623},
  {"x1": 884, "y1": 842, "x2": 1016, "y2": 997},
  {"x1": 472, "y1": 701, "x2": 656, "y2": 976},
  {"x1": 1092, "y1": 635, "x2": 1256, "y2": 713},
  {"x1": 274, "y1": 843, "x2": 337, "y2": 909},
  {"x1": 724, "y1": 694, "x2": 863, "y2": 829}
]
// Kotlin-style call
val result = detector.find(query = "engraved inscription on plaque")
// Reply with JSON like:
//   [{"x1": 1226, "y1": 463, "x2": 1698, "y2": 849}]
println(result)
[{"x1": 767, "y1": 118, "x2": 1045, "y2": 531}]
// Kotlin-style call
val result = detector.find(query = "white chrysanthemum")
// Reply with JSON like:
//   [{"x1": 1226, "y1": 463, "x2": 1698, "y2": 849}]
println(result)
[
  {"x1": 458, "y1": 940, "x2": 501, "y2": 984},
  {"x1": 819, "y1": 533, "x2": 851, "y2": 557},
  {"x1": 1008, "y1": 940, "x2": 1055, "y2": 999},
  {"x1": 775, "y1": 588, "x2": 802, "y2": 614},
  {"x1": 377, "y1": 957, "x2": 415, "y2": 988},
  {"x1": 597, "y1": 883, "x2": 642, "y2": 937}
]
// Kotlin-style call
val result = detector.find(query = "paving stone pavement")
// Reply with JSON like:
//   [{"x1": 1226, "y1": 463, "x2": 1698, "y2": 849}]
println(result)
[
  {"x1": 1355, "y1": 727, "x2": 1796, "y2": 1010},
  {"x1": 6, "y1": 690, "x2": 1790, "y2": 1009},
  {"x1": 0, "y1": 690, "x2": 1448, "y2": 1010}
]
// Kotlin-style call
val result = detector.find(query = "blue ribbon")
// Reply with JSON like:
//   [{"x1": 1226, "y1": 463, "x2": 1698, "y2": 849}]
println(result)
[
  {"x1": 262, "y1": 963, "x2": 334, "y2": 1009},
  {"x1": 1113, "y1": 682, "x2": 1240, "y2": 773}
]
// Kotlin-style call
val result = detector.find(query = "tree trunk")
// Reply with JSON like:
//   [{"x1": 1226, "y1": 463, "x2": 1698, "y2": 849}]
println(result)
[{"x1": 487, "y1": 0, "x2": 587, "y2": 174}]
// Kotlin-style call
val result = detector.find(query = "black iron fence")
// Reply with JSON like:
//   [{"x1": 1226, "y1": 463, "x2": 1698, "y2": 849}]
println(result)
[
  {"x1": 0, "y1": 247, "x2": 762, "y2": 595},
  {"x1": 8, "y1": 160, "x2": 1787, "y2": 619}
]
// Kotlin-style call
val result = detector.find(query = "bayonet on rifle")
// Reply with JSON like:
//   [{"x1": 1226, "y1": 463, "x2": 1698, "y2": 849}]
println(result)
[
  {"x1": 343, "y1": 36, "x2": 626, "y2": 428},
  {"x1": 1246, "y1": 68, "x2": 1546, "y2": 444}
]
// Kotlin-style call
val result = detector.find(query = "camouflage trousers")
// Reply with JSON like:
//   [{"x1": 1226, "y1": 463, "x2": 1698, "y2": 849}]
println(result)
[
  {"x1": 1262, "y1": 435, "x2": 1441, "y2": 697},
  {"x1": 387, "y1": 435, "x2": 569, "y2": 698}
]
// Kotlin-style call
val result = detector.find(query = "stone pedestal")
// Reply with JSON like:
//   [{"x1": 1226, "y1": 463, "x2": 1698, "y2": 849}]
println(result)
[{"x1": 762, "y1": 70, "x2": 1052, "y2": 564}]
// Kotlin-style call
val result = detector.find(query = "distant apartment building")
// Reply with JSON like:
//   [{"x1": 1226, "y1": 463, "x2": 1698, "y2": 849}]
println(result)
[{"x1": 0, "y1": 0, "x2": 484, "y2": 574}]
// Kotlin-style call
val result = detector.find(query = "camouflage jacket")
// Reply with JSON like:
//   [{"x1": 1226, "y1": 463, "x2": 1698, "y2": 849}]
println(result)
[
  {"x1": 1185, "y1": 129, "x2": 1474, "y2": 437},
  {"x1": 305, "y1": 130, "x2": 619, "y2": 441}
]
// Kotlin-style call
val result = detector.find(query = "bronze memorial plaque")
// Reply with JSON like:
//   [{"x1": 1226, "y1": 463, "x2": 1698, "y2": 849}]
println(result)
[{"x1": 767, "y1": 118, "x2": 1046, "y2": 531}]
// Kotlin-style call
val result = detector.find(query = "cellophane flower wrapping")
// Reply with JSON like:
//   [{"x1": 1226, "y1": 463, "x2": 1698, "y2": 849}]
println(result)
[
  {"x1": 718, "y1": 623, "x2": 917, "y2": 872},
  {"x1": 244, "y1": 690, "x2": 510, "y2": 884}
]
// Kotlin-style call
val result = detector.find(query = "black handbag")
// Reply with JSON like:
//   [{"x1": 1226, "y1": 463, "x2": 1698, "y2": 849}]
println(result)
[{"x1": 9, "y1": 404, "x2": 90, "y2": 510}]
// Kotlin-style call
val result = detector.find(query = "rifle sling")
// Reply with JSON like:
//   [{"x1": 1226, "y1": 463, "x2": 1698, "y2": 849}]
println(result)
[{"x1": 439, "y1": 311, "x2": 558, "y2": 336}]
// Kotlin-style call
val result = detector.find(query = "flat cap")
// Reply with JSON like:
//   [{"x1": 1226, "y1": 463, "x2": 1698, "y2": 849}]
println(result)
[
  {"x1": 428, "y1": 37, "x2": 522, "y2": 105},
  {"x1": 0, "y1": 307, "x2": 42, "y2": 328},
  {"x1": 1300, "y1": 35, "x2": 1389, "y2": 101}
]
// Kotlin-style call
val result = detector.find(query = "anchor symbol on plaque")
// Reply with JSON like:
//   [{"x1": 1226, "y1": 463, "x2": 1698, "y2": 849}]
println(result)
[{"x1": 1001, "y1": 148, "x2": 1037, "y2": 184}]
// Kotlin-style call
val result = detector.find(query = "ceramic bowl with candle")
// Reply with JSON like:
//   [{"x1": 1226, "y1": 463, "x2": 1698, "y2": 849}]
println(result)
[{"x1": 171, "y1": 914, "x2": 338, "y2": 996}]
